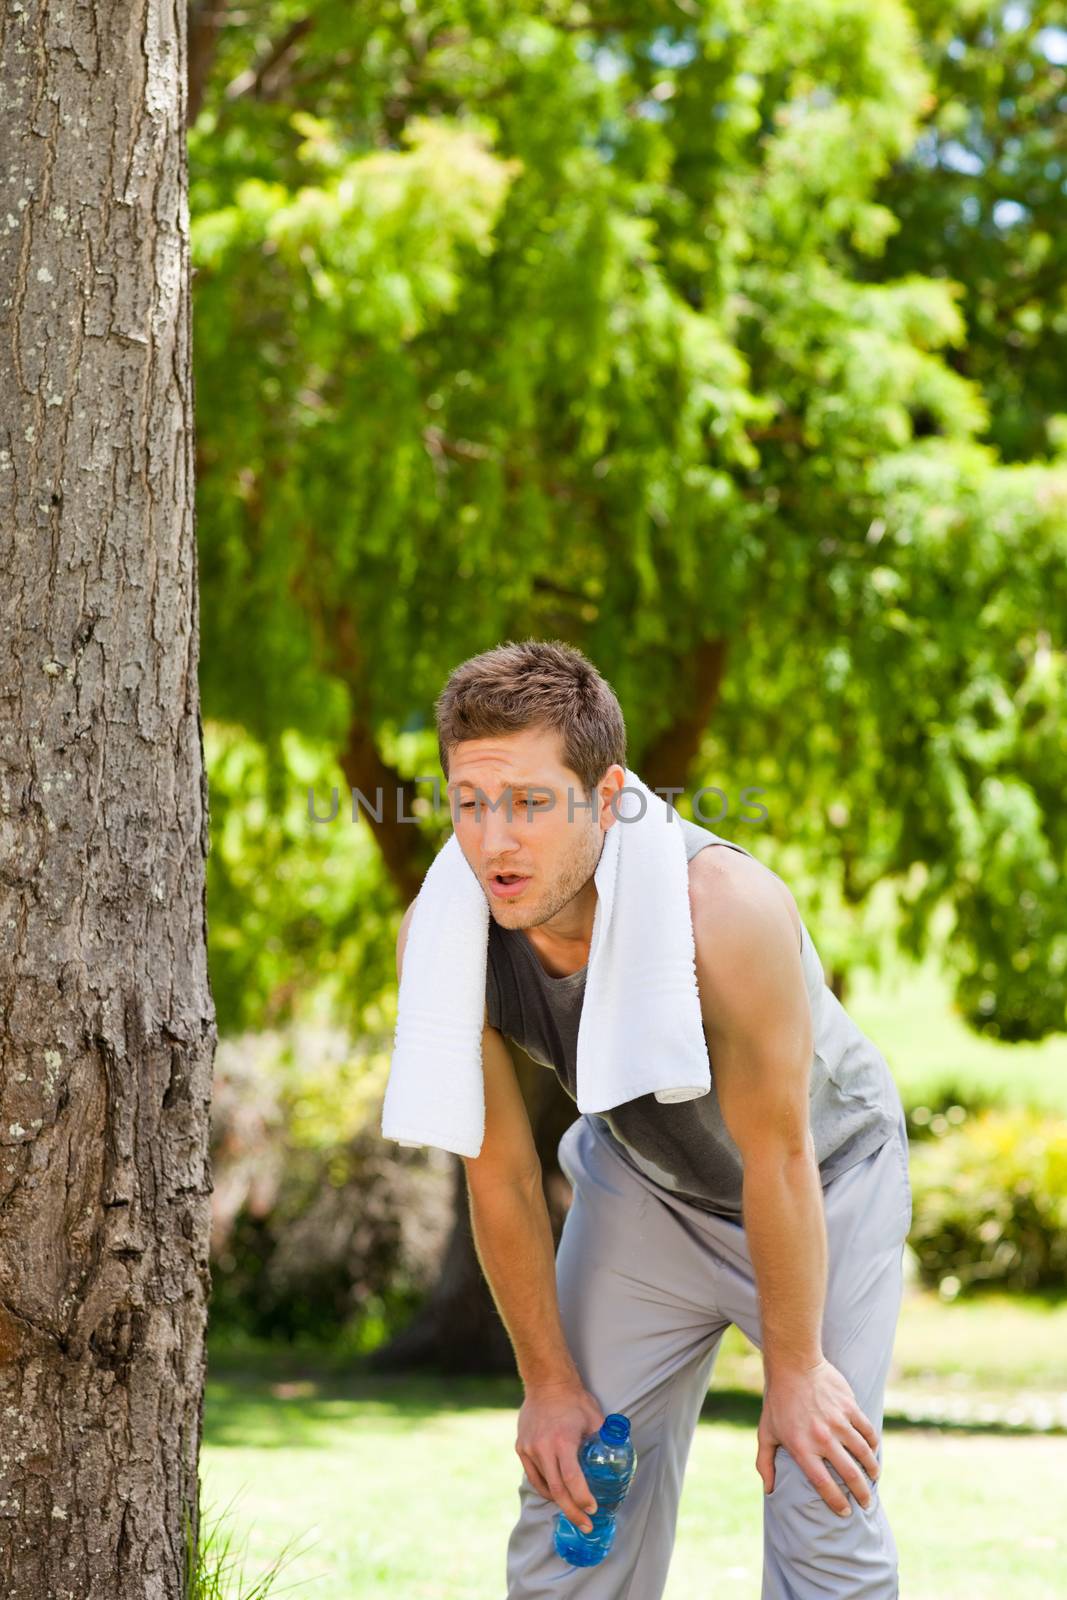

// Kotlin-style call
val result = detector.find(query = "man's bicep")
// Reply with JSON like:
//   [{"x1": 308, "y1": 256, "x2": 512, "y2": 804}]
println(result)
[
  {"x1": 713, "y1": 1013, "x2": 813, "y2": 1162},
  {"x1": 696, "y1": 877, "x2": 814, "y2": 1161},
  {"x1": 464, "y1": 1023, "x2": 542, "y2": 1192}
]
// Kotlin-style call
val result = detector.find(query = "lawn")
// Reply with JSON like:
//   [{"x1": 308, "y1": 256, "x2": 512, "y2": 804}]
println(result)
[
  {"x1": 200, "y1": 1283, "x2": 1067, "y2": 1600},
  {"x1": 198, "y1": 954, "x2": 1067, "y2": 1598}
]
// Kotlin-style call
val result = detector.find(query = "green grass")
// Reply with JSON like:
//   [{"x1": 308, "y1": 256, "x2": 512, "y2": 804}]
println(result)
[
  {"x1": 201, "y1": 1286, "x2": 1067, "y2": 1600},
  {"x1": 890, "y1": 1287, "x2": 1067, "y2": 1391},
  {"x1": 708, "y1": 1288, "x2": 1067, "y2": 1398}
]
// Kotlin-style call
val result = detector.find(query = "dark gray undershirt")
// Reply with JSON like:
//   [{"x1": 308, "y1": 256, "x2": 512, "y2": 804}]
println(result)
[{"x1": 486, "y1": 814, "x2": 901, "y2": 1218}]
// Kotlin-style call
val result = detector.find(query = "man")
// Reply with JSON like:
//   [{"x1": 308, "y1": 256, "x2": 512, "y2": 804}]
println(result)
[{"x1": 396, "y1": 639, "x2": 911, "y2": 1598}]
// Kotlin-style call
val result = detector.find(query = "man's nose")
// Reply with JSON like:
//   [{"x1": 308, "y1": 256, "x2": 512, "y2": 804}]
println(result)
[{"x1": 480, "y1": 802, "x2": 523, "y2": 847}]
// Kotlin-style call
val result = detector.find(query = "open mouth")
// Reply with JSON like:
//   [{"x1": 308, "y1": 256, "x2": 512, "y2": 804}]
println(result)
[{"x1": 490, "y1": 872, "x2": 531, "y2": 895}]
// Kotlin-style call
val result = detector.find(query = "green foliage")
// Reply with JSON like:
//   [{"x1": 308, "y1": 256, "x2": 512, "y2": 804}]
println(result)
[
  {"x1": 907, "y1": 1105, "x2": 1067, "y2": 1294},
  {"x1": 846, "y1": 444, "x2": 1067, "y2": 1037},
  {"x1": 903, "y1": 1079, "x2": 1009, "y2": 1139},
  {"x1": 208, "y1": 1039, "x2": 445, "y2": 1345},
  {"x1": 868, "y1": 0, "x2": 1067, "y2": 462},
  {"x1": 203, "y1": 723, "x2": 398, "y2": 1035},
  {"x1": 188, "y1": 2, "x2": 1067, "y2": 1043}
]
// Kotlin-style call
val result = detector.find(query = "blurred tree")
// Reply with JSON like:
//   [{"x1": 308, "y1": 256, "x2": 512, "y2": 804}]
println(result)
[
  {"x1": 865, "y1": 0, "x2": 1067, "y2": 464},
  {"x1": 184, "y1": 0, "x2": 1066, "y2": 1367}
]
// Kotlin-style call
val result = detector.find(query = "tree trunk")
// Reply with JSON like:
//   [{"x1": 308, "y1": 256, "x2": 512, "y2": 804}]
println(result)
[
  {"x1": 639, "y1": 636, "x2": 730, "y2": 797},
  {"x1": 0, "y1": 5, "x2": 215, "y2": 1596}
]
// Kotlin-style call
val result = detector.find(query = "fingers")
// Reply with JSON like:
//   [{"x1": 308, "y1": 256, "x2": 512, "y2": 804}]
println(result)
[
  {"x1": 517, "y1": 1441, "x2": 597, "y2": 1533},
  {"x1": 840, "y1": 1417, "x2": 880, "y2": 1483},
  {"x1": 800, "y1": 1452, "x2": 855, "y2": 1518},
  {"x1": 545, "y1": 1450, "x2": 597, "y2": 1534},
  {"x1": 517, "y1": 1447, "x2": 552, "y2": 1501},
  {"x1": 823, "y1": 1439, "x2": 875, "y2": 1512},
  {"x1": 799, "y1": 1429, "x2": 879, "y2": 1517},
  {"x1": 847, "y1": 1402, "x2": 880, "y2": 1453}
]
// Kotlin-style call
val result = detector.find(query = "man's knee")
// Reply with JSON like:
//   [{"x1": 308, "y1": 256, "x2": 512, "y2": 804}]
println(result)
[
  {"x1": 766, "y1": 1444, "x2": 873, "y2": 1513},
  {"x1": 763, "y1": 1445, "x2": 897, "y2": 1593}
]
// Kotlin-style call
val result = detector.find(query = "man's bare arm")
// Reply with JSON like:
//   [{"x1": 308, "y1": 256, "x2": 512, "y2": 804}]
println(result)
[
  {"x1": 464, "y1": 1023, "x2": 579, "y2": 1389},
  {"x1": 397, "y1": 899, "x2": 574, "y2": 1384},
  {"x1": 464, "y1": 1027, "x2": 604, "y2": 1530},
  {"x1": 394, "y1": 901, "x2": 602, "y2": 1531},
  {"x1": 691, "y1": 860, "x2": 880, "y2": 1517}
]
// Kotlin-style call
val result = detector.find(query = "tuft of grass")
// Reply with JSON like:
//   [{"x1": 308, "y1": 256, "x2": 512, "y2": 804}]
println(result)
[{"x1": 183, "y1": 1476, "x2": 320, "y2": 1600}]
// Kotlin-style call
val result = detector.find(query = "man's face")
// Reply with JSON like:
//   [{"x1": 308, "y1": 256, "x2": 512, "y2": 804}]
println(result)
[{"x1": 446, "y1": 725, "x2": 620, "y2": 929}]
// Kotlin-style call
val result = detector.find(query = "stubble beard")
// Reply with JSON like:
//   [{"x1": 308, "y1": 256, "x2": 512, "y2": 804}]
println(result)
[{"x1": 491, "y1": 827, "x2": 604, "y2": 932}]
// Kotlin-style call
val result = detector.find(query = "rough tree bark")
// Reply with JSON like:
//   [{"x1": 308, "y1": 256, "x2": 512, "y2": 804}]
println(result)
[{"x1": 0, "y1": 4, "x2": 216, "y2": 1596}]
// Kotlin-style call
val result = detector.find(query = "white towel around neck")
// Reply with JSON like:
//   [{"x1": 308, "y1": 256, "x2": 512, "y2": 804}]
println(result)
[{"x1": 380, "y1": 767, "x2": 711, "y2": 1157}]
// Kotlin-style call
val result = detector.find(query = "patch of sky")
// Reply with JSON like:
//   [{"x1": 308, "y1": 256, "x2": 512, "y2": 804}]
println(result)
[
  {"x1": 992, "y1": 199, "x2": 1029, "y2": 227},
  {"x1": 940, "y1": 141, "x2": 984, "y2": 176},
  {"x1": 591, "y1": 44, "x2": 627, "y2": 82},
  {"x1": 631, "y1": 98, "x2": 670, "y2": 122},
  {"x1": 647, "y1": 34, "x2": 699, "y2": 69},
  {"x1": 1036, "y1": 26, "x2": 1067, "y2": 64}
]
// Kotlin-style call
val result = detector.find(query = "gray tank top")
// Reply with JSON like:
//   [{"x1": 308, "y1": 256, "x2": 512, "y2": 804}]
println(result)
[{"x1": 486, "y1": 815, "x2": 903, "y2": 1218}]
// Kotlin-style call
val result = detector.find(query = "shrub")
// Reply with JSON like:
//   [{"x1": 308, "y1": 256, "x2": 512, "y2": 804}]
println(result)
[
  {"x1": 903, "y1": 1078, "x2": 1006, "y2": 1144},
  {"x1": 208, "y1": 1030, "x2": 453, "y2": 1347},
  {"x1": 907, "y1": 1106, "x2": 1067, "y2": 1296}
]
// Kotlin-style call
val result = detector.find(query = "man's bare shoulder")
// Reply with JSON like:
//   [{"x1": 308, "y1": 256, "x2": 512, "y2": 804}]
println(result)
[
  {"x1": 686, "y1": 844, "x2": 808, "y2": 1042},
  {"x1": 686, "y1": 842, "x2": 803, "y2": 957}
]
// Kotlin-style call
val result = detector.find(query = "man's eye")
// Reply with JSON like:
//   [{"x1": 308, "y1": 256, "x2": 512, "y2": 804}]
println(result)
[{"x1": 458, "y1": 798, "x2": 548, "y2": 810}]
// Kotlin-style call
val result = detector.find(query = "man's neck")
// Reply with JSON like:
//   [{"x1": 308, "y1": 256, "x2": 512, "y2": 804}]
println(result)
[
  {"x1": 517, "y1": 926, "x2": 590, "y2": 980},
  {"x1": 514, "y1": 877, "x2": 598, "y2": 979}
]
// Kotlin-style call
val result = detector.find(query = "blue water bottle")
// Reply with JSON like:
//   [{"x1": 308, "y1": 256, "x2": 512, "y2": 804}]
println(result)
[{"x1": 553, "y1": 1413, "x2": 638, "y2": 1568}]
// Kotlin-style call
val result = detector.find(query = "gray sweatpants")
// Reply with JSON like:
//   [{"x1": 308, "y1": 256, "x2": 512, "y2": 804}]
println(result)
[{"x1": 505, "y1": 1107, "x2": 912, "y2": 1599}]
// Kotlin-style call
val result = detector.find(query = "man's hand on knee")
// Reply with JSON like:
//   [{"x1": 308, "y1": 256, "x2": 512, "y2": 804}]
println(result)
[{"x1": 756, "y1": 1357, "x2": 880, "y2": 1517}]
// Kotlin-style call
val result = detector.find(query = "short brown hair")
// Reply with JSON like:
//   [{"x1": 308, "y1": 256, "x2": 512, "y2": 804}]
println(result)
[{"x1": 435, "y1": 639, "x2": 627, "y2": 798}]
